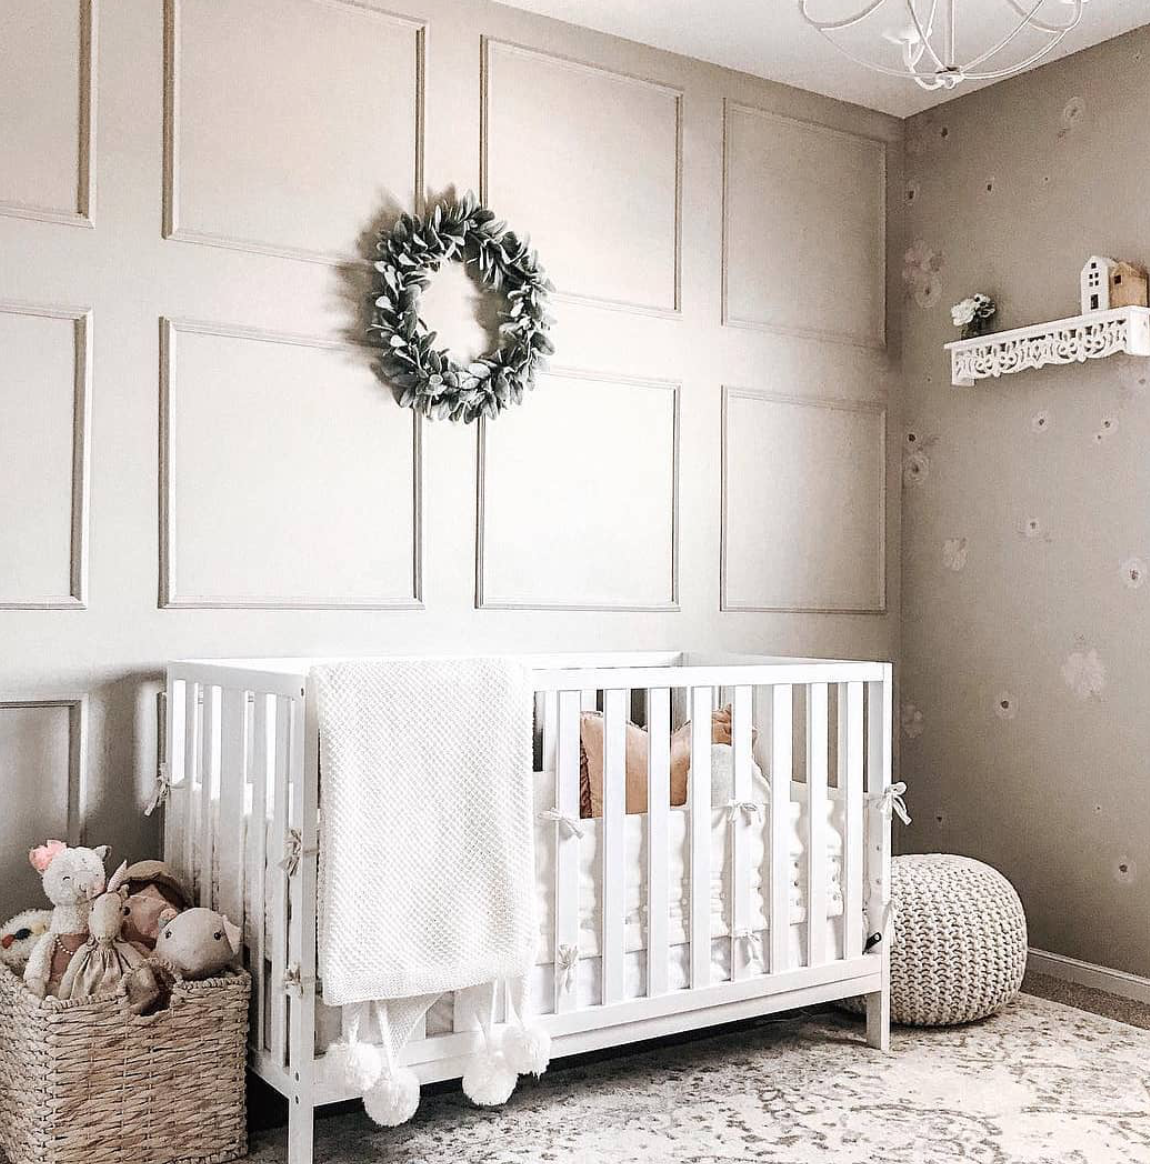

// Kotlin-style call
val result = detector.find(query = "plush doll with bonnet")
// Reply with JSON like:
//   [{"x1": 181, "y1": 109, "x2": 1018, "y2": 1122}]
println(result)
[{"x1": 23, "y1": 840, "x2": 110, "y2": 998}]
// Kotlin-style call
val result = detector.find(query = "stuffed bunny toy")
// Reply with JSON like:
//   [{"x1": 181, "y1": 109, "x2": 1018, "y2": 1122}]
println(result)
[
  {"x1": 57, "y1": 862, "x2": 149, "y2": 1000},
  {"x1": 23, "y1": 840, "x2": 110, "y2": 998},
  {"x1": 124, "y1": 906, "x2": 242, "y2": 1015},
  {"x1": 0, "y1": 909, "x2": 52, "y2": 975}
]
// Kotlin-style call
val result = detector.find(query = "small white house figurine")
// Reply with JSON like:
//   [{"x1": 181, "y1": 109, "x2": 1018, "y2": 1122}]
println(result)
[{"x1": 1081, "y1": 256, "x2": 1149, "y2": 313}]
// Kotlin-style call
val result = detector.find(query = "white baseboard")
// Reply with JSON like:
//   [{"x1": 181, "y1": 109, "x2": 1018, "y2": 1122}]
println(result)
[{"x1": 1028, "y1": 947, "x2": 1150, "y2": 1006}]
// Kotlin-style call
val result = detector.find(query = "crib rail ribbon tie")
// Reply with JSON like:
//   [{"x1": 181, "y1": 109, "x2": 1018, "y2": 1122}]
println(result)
[
  {"x1": 872, "y1": 781, "x2": 912, "y2": 826},
  {"x1": 726, "y1": 799, "x2": 763, "y2": 825},
  {"x1": 282, "y1": 964, "x2": 317, "y2": 996},
  {"x1": 538, "y1": 808, "x2": 585, "y2": 840},
  {"x1": 555, "y1": 944, "x2": 579, "y2": 994},
  {"x1": 732, "y1": 928, "x2": 762, "y2": 967},
  {"x1": 144, "y1": 763, "x2": 172, "y2": 817},
  {"x1": 279, "y1": 828, "x2": 319, "y2": 876}
]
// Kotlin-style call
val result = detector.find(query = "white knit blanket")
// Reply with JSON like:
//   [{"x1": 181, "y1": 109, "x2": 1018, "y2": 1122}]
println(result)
[{"x1": 314, "y1": 658, "x2": 538, "y2": 1007}]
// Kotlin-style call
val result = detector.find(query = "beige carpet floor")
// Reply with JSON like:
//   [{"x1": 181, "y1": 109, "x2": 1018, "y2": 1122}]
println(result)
[{"x1": 248, "y1": 992, "x2": 1150, "y2": 1163}]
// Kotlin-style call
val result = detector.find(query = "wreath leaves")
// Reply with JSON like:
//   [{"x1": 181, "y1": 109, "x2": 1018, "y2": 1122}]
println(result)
[{"x1": 369, "y1": 192, "x2": 554, "y2": 424}]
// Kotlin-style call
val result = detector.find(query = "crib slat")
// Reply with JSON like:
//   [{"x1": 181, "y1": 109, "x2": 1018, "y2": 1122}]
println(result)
[
  {"x1": 805, "y1": 683, "x2": 829, "y2": 967},
  {"x1": 540, "y1": 691, "x2": 559, "y2": 773},
  {"x1": 250, "y1": 693, "x2": 270, "y2": 1052},
  {"x1": 645, "y1": 687, "x2": 670, "y2": 997},
  {"x1": 730, "y1": 685, "x2": 754, "y2": 980},
  {"x1": 162, "y1": 681, "x2": 179, "y2": 867},
  {"x1": 601, "y1": 688, "x2": 627, "y2": 1006},
  {"x1": 688, "y1": 686, "x2": 713, "y2": 989},
  {"x1": 840, "y1": 682, "x2": 864, "y2": 958},
  {"x1": 180, "y1": 680, "x2": 199, "y2": 884},
  {"x1": 866, "y1": 677, "x2": 893, "y2": 929},
  {"x1": 769, "y1": 685, "x2": 793, "y2": 974},
  {"x1": 198, "y1": 685, "x2": 217, "y2": 909},
  {"x1": 554, "y1": 689, "x2": 582, "y2": 1014},
  {"x1": 269, "y1": 695, "x2": 291, "y2": 1068},
  {"x1": 219, "y1": 688, "x2": 247, "y2": 940}
]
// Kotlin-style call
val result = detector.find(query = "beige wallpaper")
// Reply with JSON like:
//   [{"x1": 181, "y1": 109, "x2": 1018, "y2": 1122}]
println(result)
[
  {"x1": 0, "y1": 0, "x2": 902, "y2": 917},
  {"x1": 900, "y1": 27, "x2": 1150, "y2": 976}
]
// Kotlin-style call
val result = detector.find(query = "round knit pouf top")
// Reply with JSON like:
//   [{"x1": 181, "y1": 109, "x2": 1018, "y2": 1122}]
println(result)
[{"x1": 849, "y1": 853, "x2": 1028, "y2": 1026}]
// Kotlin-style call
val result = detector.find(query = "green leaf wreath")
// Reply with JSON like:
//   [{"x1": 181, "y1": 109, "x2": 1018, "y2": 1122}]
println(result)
[{"x1": 369, "y1": 192, "x2": 555, "y2": 423}]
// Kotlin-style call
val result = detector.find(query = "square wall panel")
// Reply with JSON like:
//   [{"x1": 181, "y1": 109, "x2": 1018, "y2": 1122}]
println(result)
[
  {"x1": 161, "y1": 319, "x2": 420, "y2": 608},
  {"x1": 482, "y1": 40, "x2": 681, "y2": 315},
  {"x1": 0, "y1": 304, "x2": 90, "y2": 608},
  {"x1": 723, "y1": 102, "x2": 886, "y2": 348},
  {"x1": 479, "y1": 369, "x2": 679, "y2": 609},
  {"x1": 165, "y1": 0, "x2": 424, "y2": 263},
  {"x1": 0, "y1": 701, "x2": 84, "y2": 917},
  {"x1": 0, "y1": 0, "x2": 94, "y2": 225},
  {"x1": 722, "y1": 388, "x2": 885, "y2": 613}
]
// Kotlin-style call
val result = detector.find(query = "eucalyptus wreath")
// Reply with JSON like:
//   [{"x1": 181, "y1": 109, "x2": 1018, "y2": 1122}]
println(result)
[{"x1": 369, "y1": 192, "x2": 554, "y2": 423}]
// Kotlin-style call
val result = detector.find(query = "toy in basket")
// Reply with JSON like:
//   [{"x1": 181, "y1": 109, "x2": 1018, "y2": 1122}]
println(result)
[{"x1": 0, "y1": 841, "x2": 250, "y2": 1164}]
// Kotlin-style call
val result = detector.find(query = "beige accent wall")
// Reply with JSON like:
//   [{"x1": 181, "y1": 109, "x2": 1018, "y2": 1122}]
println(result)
[
  {"x1": 900, "y1": 26, "x2": 1150, "y2": 976},
  {"x1": 0, "y1": 0, "x2": 901, "y2": 918}
]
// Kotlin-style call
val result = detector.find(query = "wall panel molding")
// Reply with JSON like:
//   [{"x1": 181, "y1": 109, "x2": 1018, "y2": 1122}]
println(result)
[
  {"x1": 720, "y1": 386, "x2": 886, "y2": 614},
  {"x1": 162, "y1": 0, "x2": 426, "y2": 265},
  {"x1": 0, "y1": 695, "x2": 88, "y2": 844},
  {"x1": 721, "y1": 100, "x2": 886, "y2": 350},
  {"x1": 0, "y1": 0, "x2": 97, "y2": 228},
  {"x1": 480, "y1": 37, "x2": 683, "y2": 318},
  {"x1": 0, "y1": 301, "x2": 92, "y2": 610},
  {"x1": 477, "y1": 366, "x2": 680, "y2": 611},
  {"x1": 159, "y1": 316, "x2": 423, "y2": 609}
]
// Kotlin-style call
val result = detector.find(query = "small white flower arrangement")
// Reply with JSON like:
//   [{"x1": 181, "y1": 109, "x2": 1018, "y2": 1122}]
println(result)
[{"x1": 950, "y1": 292, "x2": 997, "y2": 339}]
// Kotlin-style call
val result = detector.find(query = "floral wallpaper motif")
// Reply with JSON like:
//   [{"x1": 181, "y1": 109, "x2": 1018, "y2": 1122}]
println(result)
[{"x1": 899, "y1": 26, "x2": 1150, "y2": 977}]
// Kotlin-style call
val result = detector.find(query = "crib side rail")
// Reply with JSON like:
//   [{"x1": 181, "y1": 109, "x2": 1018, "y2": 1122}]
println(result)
[
  {"x1": 162, "y1": 665, "x2": 310, "y2": 1095},
  {"x1": 535, "y1": 662, "x2": 893, "y2": 1016}
]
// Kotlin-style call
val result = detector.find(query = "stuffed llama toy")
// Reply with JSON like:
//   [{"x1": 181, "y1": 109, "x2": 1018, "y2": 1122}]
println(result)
[{"x1": 23, "y1": 840, "x2": 110, "y2": 998}]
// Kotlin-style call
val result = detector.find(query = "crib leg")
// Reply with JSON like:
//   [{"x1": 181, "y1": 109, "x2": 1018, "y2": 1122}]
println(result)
[
  {"x1": 865, "y1": 950, "x2": 891, "y2": 1051},
  {"x1": 287, "y1": 1089, "x2": 315, "y2": 1164}
]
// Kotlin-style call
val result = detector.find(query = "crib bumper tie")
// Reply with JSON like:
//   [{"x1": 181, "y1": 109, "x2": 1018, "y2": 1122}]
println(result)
[
  {"x1": 555, "y1": 944, "x2": 579, "y2": 994},
  {"x1": 144, "y1": 763, "x2": 172, "y2": 817},
  {"x1": 280, "y1": 828, "x2": 319, "y2": 876},
  {"x1": 539, "y1": 809, "x2": 584, "y2": 840},
  {"x1": 726, "y1": 799, "x2": 763, "y2": 825},
  {"x1": 872, "y1": 782, "x2": 911, "y2": 826},
  {"x1": 281, "y1": 963, "x2": 317, "y2": 996}
]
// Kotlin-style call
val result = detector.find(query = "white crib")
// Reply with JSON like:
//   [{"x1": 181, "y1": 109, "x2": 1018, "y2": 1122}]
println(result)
[{"x1": 161, "y1": 651, "x2": 893, "y2": 1164}]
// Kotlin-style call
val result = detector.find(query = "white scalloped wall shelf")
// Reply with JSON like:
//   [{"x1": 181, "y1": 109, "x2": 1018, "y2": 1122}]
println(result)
[{"x1": 946, "y1": 307, "x2": 1150, "y2": 387}]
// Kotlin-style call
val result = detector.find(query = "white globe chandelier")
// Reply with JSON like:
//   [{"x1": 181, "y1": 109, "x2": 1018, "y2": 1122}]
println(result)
[{"x1": 798, "y1": 0, "x2": 1089, "y2": 91}]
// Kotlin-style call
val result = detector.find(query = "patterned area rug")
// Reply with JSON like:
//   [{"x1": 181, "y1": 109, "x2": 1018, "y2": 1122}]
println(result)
[{"x1": 249, "y1": 995, "x2": 1150, "y2": 1163}]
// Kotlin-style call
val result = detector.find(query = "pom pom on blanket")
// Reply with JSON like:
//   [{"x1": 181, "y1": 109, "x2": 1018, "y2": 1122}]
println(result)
[
  {"x1": 462, "y1": 1048, "x2": 518, "y2": 1107},
  {"x1": 324, "y1": 1038, "x2": 382, "y2": 1093},
  {"x1": 502, "y1": 1022, "x2": 551, "y2": 1077},
  {"x1": 364, "y1": 1067, "x2": 420, "y2": 1127}
]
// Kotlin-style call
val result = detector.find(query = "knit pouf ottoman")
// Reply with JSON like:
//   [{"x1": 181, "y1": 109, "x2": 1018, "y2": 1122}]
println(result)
[{"x1": 846, "y1": 853, "x2": 1028, "y2": 1026}]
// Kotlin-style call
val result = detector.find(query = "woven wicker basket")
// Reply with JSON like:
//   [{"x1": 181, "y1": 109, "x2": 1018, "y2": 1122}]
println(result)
[{"x1": 0, "y1": 962, "x2": 249, "y2": 1164}]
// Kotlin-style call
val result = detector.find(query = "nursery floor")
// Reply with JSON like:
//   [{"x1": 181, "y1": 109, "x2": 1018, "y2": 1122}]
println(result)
[{"x1": 246, "y1": 992, "x2": 1150, "y2": 1163}]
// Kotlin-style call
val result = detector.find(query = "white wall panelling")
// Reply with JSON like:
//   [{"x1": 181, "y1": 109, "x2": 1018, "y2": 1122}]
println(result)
[
  {"x1": 163, "y1": 0, "x2": 426, "y2": 264},
  {"x1": 0, "y1": 0, "x2": 901, "y2": 920},
  {"x1": 721, "y1": 387, "x2": 886, "y2": 614},
  {"x1": 159, "y1": 317, "x2": 422, "y2": 609},
  {"x1": 722, "y1": 100, "x2": 886, "y2": 349},
  {"x1": 0, "y1": 302, "x2": 92, "y2": 609},
  {"x1": 477, "y1": 368, "x2": 680, "y2": 610},
  {"x1": 0, "y1": 696, "x2": 88, "y2": 913},
  {"x1": 481, "y1": 37, "x2": 683, "y2": 317},
  {"x1": 0, "y1": 0, "x2": 96, "y2": 227}
]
